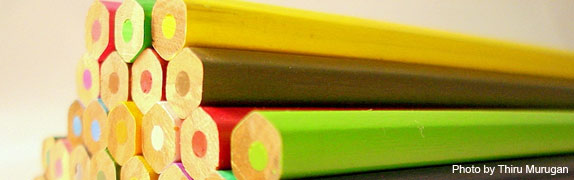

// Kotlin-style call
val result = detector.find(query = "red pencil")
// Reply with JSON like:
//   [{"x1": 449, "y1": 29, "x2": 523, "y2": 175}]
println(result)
[
  {"x1": 86, "y1": 0, "x2": 120, "y2": 62},
  {"x1": 203, "y1": 107, "x2": 252, "y2": 169},
  {"x1": 180, "y1": 107, "x2": 252, "y2": 180}
]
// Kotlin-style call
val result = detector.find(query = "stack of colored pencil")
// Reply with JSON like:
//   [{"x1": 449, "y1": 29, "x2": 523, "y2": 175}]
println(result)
[{"x1": 37, "y1": 0, "x2": 574, "y2": 179}]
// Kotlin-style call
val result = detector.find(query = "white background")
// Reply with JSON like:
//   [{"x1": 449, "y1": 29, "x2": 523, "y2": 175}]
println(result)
[{"x1": 0, "y1": 0, "x2": 573, "y2": 179}]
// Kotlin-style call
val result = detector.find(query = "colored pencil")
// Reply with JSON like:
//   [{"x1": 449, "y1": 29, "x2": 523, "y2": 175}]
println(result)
[
  {"x1": 37, "y1": 1, "x2": 574, "y2": 179},
  {"x1": 131, "y1": 48, "x2": 167, "y2": 114},
  {"x1": 180, "y1": 107, "x2": 251, "y2": 179},
  {"x1": 42, "y1": 136, "x2": 61, "y2": 172},
  {"x1": 165, "y1": 48, "x2": 202, "y2": 118},
  {"x1": 151, "y1": 0, "x2": 574, "y2": 80},
  {"x1": 90, "y1": 149, "x2": 120, "y2": 180},
  {"x1": 121, "y1": 156, "x2": 158, "y2": 180},
  {"x1": 231, "y1": 110, "x2": 574, "y2": 179},
  {"x1": 115, "y1": 0, "x2": 155, "y2": 62},
  {"x1": 107, "y1": 101, "x2": 143, "y2": 166},
  {"x1": 181, "y1": 107, "x2": 362, "y2": 179},
  {"x1": 67, "y1": 100, "x2": 84, "y2": 148},
  {"x1": 76, "y1": 54, "x2": 100, "y2": 106},
  {"x1": 47, "y1": 139, "x2": 72, "y2": 180},
  {"x1": 69, "y1": 145, "x2": 90, "y2": 180},
  {"x1": 100, "y1": 51, "x2": 132, "y2": 110},
  {"x1": 82, "y1": 99, "x2": 110, "y2": 154},
  {"x1": 142, "y1": 102, "x2": 182, "y2": 173},
  {"x1": 180, "y1": 107, "x2": 220, "y2": 179},
  {"x1": 159, "y1": 163, "x2": 192, "y2": 180},
  {"x1": 166, "y1": 47, "x2": 574, "y2": 118},
  {"x1": 86, "y1": 0, "x2": 120, "y2": 62},
  {"x1": 207, "y1": 170, "x2": 236, "y2": 180}
]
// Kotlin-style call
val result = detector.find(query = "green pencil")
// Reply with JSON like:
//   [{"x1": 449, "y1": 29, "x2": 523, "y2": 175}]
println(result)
[
  {"x1": 115, "y1": 0, "x2": 155, "y2": 62},
  {"x1": 216, "y1": 170, "x2": 236, "y2": 180},
  {"x1": 231, "y1": 110, "x2": 574, "y2": 179}
]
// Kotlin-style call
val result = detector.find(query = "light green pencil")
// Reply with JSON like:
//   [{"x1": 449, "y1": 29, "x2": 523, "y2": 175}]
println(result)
[
  {"x1": 231, "y1": 110, "x2": 574, "y2": 179},
  {"x1": 115, "y1": 0, "x2": 155, "y2": 62}
]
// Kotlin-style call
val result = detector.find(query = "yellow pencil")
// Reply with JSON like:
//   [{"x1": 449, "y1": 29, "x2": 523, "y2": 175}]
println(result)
[
  {"x1": 152, "y1": 0, "x2": 574, "y2": 80},
  {"x1": 107, "y1": 102, "x2": 143, "y2": 166},
  {"x1": 121, "y1": 156, "x2": 158, "y2": 180}
]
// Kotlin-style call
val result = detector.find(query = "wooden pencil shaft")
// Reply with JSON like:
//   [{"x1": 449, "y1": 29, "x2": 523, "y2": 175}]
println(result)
[
  {"x1": 234, "y1": 110, "x2": 574, "y2": 179},
  {"x1": 189, "y1": 47, "x2": 574, "y2": 108},
  {"x1": 152, "y1": 0, "x2": 574, "y2": 80}
]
